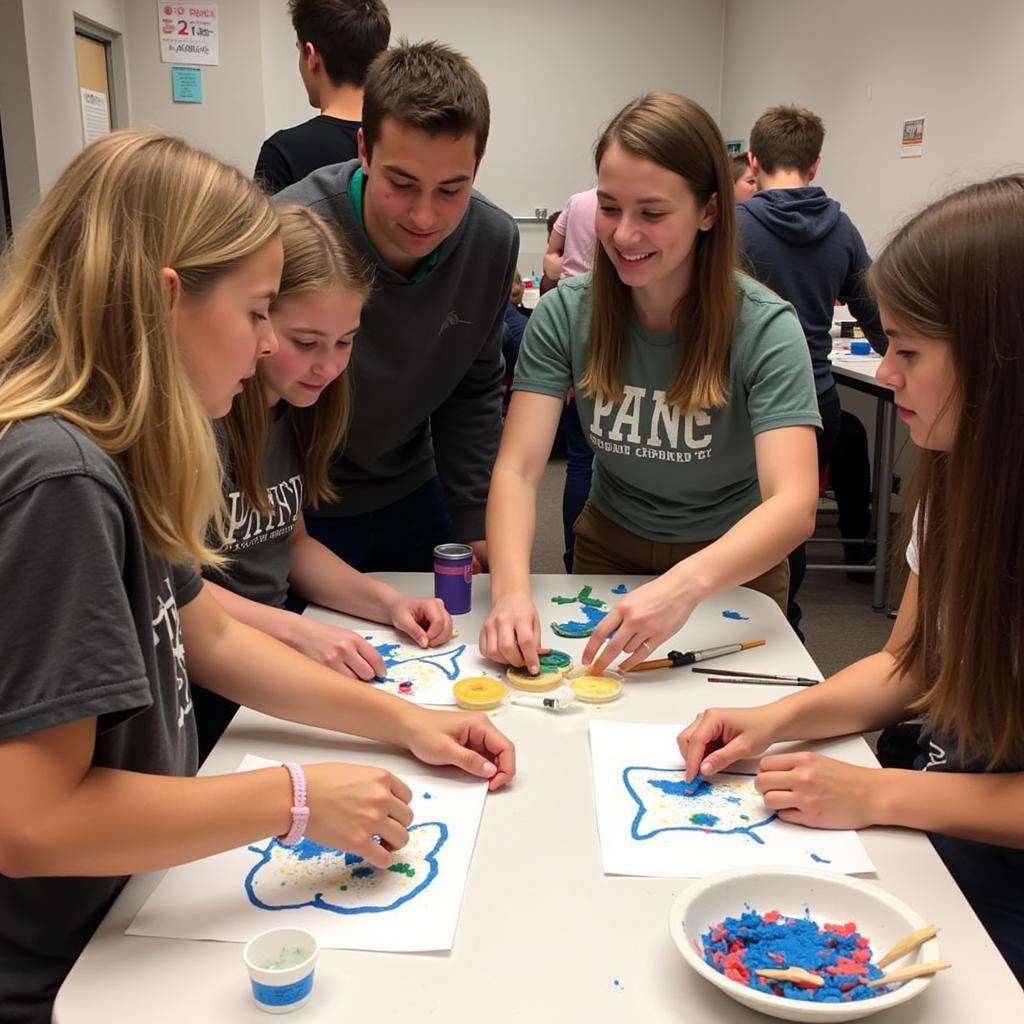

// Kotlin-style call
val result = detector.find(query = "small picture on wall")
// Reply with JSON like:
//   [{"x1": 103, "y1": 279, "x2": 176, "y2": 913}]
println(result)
[
  {"x1": 725, "y1": 139, "x2": 745, "y2": 157},
  {"x1": 901, "y1": 117, "x2": 925, "y2": 158}
]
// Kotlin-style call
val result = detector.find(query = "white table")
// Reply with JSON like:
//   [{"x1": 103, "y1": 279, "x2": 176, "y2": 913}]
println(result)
[
  {"x1": 57, "y1": 575, "x2": 1023, "y2": 1022},
  {"x1": 829, "y1": 352, "x2": 897, "y2": 611}
]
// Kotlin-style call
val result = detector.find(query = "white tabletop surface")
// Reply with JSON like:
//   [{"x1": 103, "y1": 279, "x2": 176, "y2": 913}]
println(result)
[{"x1": 56, "y1": 575, "x2": 1023, "y2": 1022}]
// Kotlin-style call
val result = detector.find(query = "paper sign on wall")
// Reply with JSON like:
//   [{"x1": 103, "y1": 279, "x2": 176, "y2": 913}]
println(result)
[
  {"x1": 80, "y1": 88, "x2": 110, "y2": 146},
  {"x1": 171, "y1": 66, "x2": 203, "y2": 103},
  {"x1": 901, "y1": 117, "x2": 924, "y2": 159},
  {"x1": 159, "y1": 4, "x2": 219, "y2": 66}
]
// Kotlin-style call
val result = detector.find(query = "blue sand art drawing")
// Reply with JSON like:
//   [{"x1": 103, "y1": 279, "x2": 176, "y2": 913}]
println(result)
[
  {"x1": 245, "y1": 822, "x2": 448, "y2": 915},
  {"x1": 722, "y1": 609, "x2": 750, "y2": 621},
  {"x1": 611, "y1": 584, "x2": 628, "y2": 594},
  {"x1": 367, "y1": 639, "x2": 467, "y2": 683},
  {"x1": 810, "y1": 852, "x2": 832, "y2": 864},
  {"x1": 623, "y1": 767, "x2": 777, "y2": 843},
  {"x1": 551, "y1": 604, "x2": 609, "y2": 638}
]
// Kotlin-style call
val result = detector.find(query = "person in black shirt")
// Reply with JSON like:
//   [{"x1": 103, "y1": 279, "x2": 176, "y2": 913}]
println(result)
[{"x1": 255, "y1": 0, "x2": 390, "y2": 193}]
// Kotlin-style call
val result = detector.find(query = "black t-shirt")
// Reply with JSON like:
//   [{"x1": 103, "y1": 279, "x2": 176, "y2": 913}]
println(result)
[
  {"x1": 254, "y1": 115, "x2": 360, "y2": 193},
  {"x1": 0, "y1": 417, "x2": 201, "y2": 1024}
]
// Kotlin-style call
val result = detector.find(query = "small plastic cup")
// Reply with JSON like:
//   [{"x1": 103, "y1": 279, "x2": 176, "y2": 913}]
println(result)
[{"x1": 242, "y1": 927, "x2": 319, "y2": 1014}]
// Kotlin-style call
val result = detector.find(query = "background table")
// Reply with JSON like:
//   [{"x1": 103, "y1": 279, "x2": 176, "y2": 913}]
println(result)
[
  {"x1": 57, "y1": 575, "x2": 1023, "y2": 1021},
  {"x1": 830, "y1": 353, "x2": 897, "y2": 611}
]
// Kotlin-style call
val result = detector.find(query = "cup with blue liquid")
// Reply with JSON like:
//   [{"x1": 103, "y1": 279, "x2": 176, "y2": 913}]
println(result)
[{"x1": 242, "y1": 927, "x2": 319, "y2": 1013}]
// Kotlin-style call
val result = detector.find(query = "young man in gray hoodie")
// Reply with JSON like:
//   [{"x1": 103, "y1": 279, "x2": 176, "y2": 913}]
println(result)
[
  {"x1": 276, "y1": 39, "x2": 519, "y2": 573},
  {"x1": 738, "y1": 105, "x2": 886, "y2": 632}
]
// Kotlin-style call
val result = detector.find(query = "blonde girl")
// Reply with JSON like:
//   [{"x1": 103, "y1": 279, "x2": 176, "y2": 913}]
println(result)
[
  {"x1": 680, "y1": 175, "x2": 1024, "y2": 985},
  {"x1": 0, "y1": 131, "x2": 513, "y2": 1022},
  {"x1": 481, "y1": 93, "x2": 820, "y2": 675}
]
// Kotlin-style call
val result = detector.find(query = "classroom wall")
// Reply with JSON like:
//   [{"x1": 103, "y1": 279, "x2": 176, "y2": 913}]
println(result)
[
  {"x1": 0, "y1": 0, "x2": 128, "y2": 224},
  {"x1": 255, "y1": 0, "x2": 728, "y2": 274},
  {"x1": 123, "y1": 1, "x2": 267, "y2": 175}
]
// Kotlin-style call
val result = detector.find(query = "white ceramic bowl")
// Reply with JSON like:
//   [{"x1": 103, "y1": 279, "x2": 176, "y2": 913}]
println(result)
[{"x1": 669, "y1": 866, "x2": 942, "y2": 1022}]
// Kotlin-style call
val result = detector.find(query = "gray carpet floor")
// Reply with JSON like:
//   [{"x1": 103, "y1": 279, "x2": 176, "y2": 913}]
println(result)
[{"x1": 530, "y1": 456, "x2": 895, "y2": 678}]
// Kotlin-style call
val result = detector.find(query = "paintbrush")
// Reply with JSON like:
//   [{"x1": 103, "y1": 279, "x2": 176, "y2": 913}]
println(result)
[{"x1": 627, "y1": 639, "x2": 765, "y2": 673}]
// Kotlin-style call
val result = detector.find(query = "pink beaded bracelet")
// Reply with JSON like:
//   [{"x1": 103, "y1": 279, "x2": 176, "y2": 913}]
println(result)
[{"x1": 277, "y1": 762, "x2": 309, "y2": 847}]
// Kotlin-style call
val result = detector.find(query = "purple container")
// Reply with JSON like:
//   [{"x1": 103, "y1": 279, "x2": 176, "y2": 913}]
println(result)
[{"x1": 434, "y1": 543, "x2": 473, "y2": 614}]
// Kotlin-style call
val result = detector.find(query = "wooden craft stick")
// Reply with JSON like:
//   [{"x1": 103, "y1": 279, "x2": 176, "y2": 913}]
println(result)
[
  {"x1": 867, "y1": 961, "x2": 951, "y2": 988},
  {"x1": 755, "y1": 967, "x2": 824, "y2": 988},
  {"x1": 877, "y1": 924, "x2": 940, "y2": 968}
]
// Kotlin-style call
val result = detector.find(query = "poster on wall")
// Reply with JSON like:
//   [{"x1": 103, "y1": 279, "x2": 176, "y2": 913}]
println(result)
[
  {"x1": 901, "y1": 117, "x2": 924, "y2": 158},
  {"x1": 159, "y1": 4, "x2": 219, "y2": 66},
  {"x1": 725, "y1": 139, "x2": 745, "y2": 157},
  {"x1": 80, "y1": 88, "x2": 110, "y2": 146}
]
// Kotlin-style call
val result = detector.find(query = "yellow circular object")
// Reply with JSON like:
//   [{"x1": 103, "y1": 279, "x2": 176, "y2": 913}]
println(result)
[
  {"x1": 505, "y1": 666, "x2": 565, "y2": 692},
  {"x1": 569, "y1": 673, "x2": 623, "y2": 704},
  {"x1": 452, "y1": 676, "x2": 508, "y2": 711}
]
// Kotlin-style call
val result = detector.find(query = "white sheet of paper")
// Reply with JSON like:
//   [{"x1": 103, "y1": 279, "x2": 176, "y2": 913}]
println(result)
[
  {"x1": 589, "y1": 721, "x2": 875, "y2": 877},
  {"x1": 127, "y1": 755, "x2": 488, "y2": 951}
]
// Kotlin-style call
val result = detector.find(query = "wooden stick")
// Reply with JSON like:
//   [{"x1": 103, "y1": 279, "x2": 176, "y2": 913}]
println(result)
[
  {"x1": 877, "y1": 924, "x2": 940, "y2": 968},
  {"x1": 867, "y1": 961, "x2": 951, "y2": 988},
  {"x1": 755, "y1": 967, "x2": 824, "y2": 988},
  {"x1": 628, "y1": 657, "x2": 675, "y2": 673}
]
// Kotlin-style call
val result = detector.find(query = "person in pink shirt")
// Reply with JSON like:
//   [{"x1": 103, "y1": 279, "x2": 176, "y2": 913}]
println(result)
[{"x1": 543, "y1": 187, "x2": 599, "y2": 282}]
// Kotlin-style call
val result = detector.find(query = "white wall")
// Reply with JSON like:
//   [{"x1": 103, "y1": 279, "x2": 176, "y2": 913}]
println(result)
[
  {"x1": 255, "y1": 0, "x2": 727, "y2": 272},
  {"x1": 123, "y1": 0, "x2": 267, "y2": 174},
  {"x1": 0, "y1": 0, "x2": 38, "y2": 228}
]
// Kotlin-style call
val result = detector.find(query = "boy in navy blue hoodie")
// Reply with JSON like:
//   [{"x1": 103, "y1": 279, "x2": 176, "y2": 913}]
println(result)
[{"x1": 738, "y1": 105, "x2": 887, "y2": 632}]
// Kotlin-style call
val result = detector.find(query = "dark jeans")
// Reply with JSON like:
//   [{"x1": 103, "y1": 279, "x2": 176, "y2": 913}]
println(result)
[
  {"x1": 788, "y1": 386, "x2": 842, "y2": 629},
  {"x1": 830, "y1": 410, "x2": 873, "y2": 563},
  {"x1": 561, "y1": 401, "x2": 595, "y2": 572},
  {"x1": 305, "y1": 476, "x2": 456, "y2": 573}
]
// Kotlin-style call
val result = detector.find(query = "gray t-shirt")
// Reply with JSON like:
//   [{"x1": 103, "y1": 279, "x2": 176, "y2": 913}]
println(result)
[
  {"x1": 0, "y1": 416, "x2": 201, "y2": 1024},
  {"x1": 513, "y1": 273, "x2": 821, "y2": 542},
  {"x1": 208, "y1": 414, "x2": 304, "y2": 607}
]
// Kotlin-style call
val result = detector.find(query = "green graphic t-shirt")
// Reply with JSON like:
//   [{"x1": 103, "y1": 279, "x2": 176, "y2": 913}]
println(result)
[{"x1": 513, "y1": 273, "x2": 821, "y2": 542}]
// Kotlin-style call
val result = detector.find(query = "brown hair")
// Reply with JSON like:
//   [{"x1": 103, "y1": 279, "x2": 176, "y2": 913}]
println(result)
[
  {"x1": 731, "y1": 152, "x2": 751, "y2": 183},
  {"x1": 0, "y1": 130, "x2": 278, "y2": 565},
  {"x1": 749, "y1": 104, "x2": 824, "y2": 176},
  {"x1": 869, "y1": 174, "x2": 1024, "y2": 769},
  {"x1": 221, "y1": 205, "x2": 372, "y2": 515},
  {"x1": 288, "y1": 0, "x2": 390, "y2": 87},
  {"x1": 361, "y1": 38, "x2": 490, "y2": 160},
  {"x1": 582, "y1": 92, "x2": 737, "y2": 412}
]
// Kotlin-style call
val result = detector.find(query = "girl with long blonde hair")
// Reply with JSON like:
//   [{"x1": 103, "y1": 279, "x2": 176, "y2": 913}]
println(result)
[
  {"x1": 196, "y1": 205, "x2": 452, "y2": 756},
  {"x1": 0, "y1": 132, "x2": 513, "y2": 1022},
  {"x1": 481, "y1": 93, "x2": 821, "y2": 675},
  {"x1": 680, "y1": 174, "x2": 1024, "y2": 985}
]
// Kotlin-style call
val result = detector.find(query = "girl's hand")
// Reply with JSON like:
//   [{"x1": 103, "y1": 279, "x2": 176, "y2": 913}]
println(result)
[
  {"x1": 479, "y1": 591, "x2": 541, "y2": 672},
  {"x1": 302, "y1": 762, "x2": 414, "y2": 868},
  {"x1": 388, "y1": 595, "x2": 453, "y2": 648},
  {"x1": 755, "y1": 751, "x2": 885, "y2": 830},
  {"x1": 404, "y1": 709, "x2": 516, "y2": 791},
  {"x1": 677, "y1": 704, "x2": 784, "y2": 781},
  {"x1": 288, "y1": 618, "x2": 386, "y2": 680},
  {"x1": 584, "y1": 575, "x2": 698, "y2": 674}
]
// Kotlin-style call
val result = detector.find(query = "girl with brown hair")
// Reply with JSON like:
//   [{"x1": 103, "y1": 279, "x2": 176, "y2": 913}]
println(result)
[
  {"x1": 680, "y1": 174, "x2": 1024, "y2": 984},
  {"x1": 0, "y1": 132, "x2": 513, "y2": 1021},
  {"x1": 481, "y1": 92, "x2": 821, "y2": 674}
]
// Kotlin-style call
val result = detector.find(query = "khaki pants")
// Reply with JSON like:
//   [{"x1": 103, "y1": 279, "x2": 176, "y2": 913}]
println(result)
[{"x1": 572, "y1": 501, "x2": 790, "y2": 616}]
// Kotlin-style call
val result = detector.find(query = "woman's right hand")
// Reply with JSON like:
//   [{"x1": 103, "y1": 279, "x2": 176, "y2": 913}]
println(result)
[
  {"x1": 302, "y1": 763, "x2": 414, "y2": 868},
  {"x1": 287, "y1": 617, "x2": 387, "y2": 680},
  {"x1": 677, "y1": 705, "x2": 785, "y2": 781},
  {"x1": 479, "y1": 591, "x2": 541, "y2": 672}
]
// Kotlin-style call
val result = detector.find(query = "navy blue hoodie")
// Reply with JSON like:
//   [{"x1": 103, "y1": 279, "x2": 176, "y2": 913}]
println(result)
[{"x1": 737, "y1": 187, "x2": 887, "y2": 397}]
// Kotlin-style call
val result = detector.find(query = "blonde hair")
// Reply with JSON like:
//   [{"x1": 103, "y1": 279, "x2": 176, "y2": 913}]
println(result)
[
  {"x1": 221, "y1": 204, "x2": 372, "y2": 514},
  {"x1": 0, "y1": 130, "x2": 279, "y2": 564},
  {"x1": 582, "y1": 92, "x2": 737, "y2": 412}
]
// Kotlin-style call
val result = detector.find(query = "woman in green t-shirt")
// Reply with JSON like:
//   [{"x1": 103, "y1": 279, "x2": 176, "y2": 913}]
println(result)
[{"x1": 481, "y1": 92, "x2": 821, "y2": 675}]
